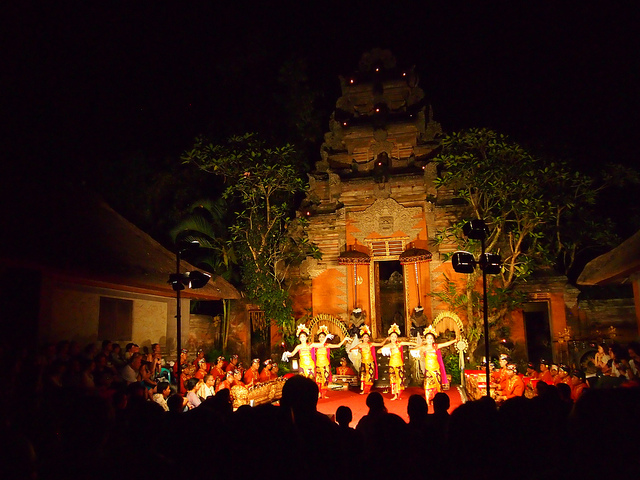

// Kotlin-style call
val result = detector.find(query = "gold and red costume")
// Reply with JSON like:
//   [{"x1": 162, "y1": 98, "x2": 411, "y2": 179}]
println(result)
[
  {"x1": 314, "y1": 344, "x2": 332, "y2": 392},
  {"x1": 244, "y1": 368, "x2": 260, "y2": 386},
  {"x1": 179, "y1": 373, "x2": 189, "y2": 395},
  {"x1": 571, "y1": 382, "x2": 588, "y2": 401},
  {"x1": 493, "y1": 368, "x2": 509, "y2": 391},
  {"x1": 194, "y1": 363, "x2": 209, "y2": 380},
  {"x1": 179, "y1": 366, "x2": 195, "y2": 395},
  {"x1": 217, "y1": 378, "x2": 234, "y2": 392},
  {"x1": 422, "y1": 345, "x2": 448, "y2": 402},
  {"x1": 298, "y1": 345, "x2": 315, "y2": 379},
  {"x1": 336, "y1": 365, "x2": 355, "y2": 376},
  {"x1": 211, "y1": 366, "x2": 226, "y2": 382},
  {"x1": 356, "y1": 344, "x2": 378, "y2": 394},
  {"x1": 539, "y1": 370, "x2": 554, "y2": 385},
  {"x1": 259, "y1": 368, "x2": 276, "y2": 383},
  {"x1": 388, "y1": 344, "x2": 405, "y2": 397},
  {"x1": 523, "y1": 372, "x2": 539, "y2": 398},
  {"x1": 502, "y1": 375, "x2": 525, "y2": 399}
]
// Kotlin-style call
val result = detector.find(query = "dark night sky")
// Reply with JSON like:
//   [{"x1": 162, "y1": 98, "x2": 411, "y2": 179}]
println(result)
[{"x1": 3, "y1": 2, "x2": 639, "y2": 198}]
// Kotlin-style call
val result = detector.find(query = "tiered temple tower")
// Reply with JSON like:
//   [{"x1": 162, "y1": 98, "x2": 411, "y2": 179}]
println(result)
[
  {"x1": 293, "y1": 49, "x2": 451, "y2": 339},
  {"x1": 290, "y1": 49, "x2": 570, "y2": 365}
]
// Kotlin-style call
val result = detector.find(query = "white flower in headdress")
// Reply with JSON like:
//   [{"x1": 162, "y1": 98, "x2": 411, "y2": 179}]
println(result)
[
  {"x1": 423, "y1": 325, "x2": 438, "y2": 338},
  {"x1": 296, "y1": 324, "x2": 310, "y2": 337}
]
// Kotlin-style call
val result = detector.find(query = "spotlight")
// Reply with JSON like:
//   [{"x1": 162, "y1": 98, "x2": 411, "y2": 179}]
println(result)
[
  {"x1": 452, "y1": 251, "x2": 476, "y2": 274},
  {"x1": 452, "y1": 219, "x2": 502, "y2": 397},
  {"x1": 479, "y1": 253, "x2": 502, "y2": 275},
  {"x1": 462, "y1": 219, "x2": 489, "y2": 240},
  {"x1": 185, "y1": 270, "x2": 211, "y2": 289},
  {"x1": 169, "y1": 271, "x2": 211, "y2": 291},
  {"x1": 170, "y1": 239, "x2": 211, "y2": 373}
]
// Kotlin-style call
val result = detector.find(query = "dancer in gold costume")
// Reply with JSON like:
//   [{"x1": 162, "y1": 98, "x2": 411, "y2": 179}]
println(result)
[
  {"x1": 412, "y1": 325, "x2": 457, "y2": 406},
  {"x1": 284, "y1": 324, "x2": 326, "y2": 379},
  {"x1": 383, "y1": 324, "x2": 417, "y2": 401},
  {"x1": 314, "y1": 325, "x2": 350, "y2": 398},
  {"x1": 349, "y1": 325, "x2": 385, "y2": 395}
]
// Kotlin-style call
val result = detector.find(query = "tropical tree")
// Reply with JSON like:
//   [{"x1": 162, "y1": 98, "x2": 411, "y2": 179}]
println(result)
[
  {"x1": 181, "y1": 133, "x2": 321, "y2": 339},
  {"x1": 432, "y1": 128, "x2": 622, "y2": 360},
  {"x1": 170, "y1": 197, "x2": 238, "y2": 350}
]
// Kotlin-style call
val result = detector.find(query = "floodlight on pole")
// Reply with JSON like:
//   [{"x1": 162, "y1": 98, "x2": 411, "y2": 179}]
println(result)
[
  {"x1": 170, "y1": 240, "x2": 211, "y2": 377},
  {"x1": 452, "y1": 219, "x2": 501, "y2": 397}
]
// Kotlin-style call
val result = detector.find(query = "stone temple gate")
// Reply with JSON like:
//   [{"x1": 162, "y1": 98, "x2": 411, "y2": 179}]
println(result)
[{"x1": 286, "y1": 49, "x2": 572, "y2": 364}]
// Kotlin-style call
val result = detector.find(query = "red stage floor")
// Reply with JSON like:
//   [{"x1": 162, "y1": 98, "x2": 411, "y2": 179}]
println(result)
[{"x1": 316, "y1": 385, "x2": 463, "y2": 426}]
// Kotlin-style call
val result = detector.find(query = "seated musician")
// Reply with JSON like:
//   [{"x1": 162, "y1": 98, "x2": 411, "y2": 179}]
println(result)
[
  {"x1": 524, "y1": 362, "x2": 539, "y2": 398},
  {"x1": 180, "y1": 363, "x2": 196, "y2": 395},
  {"x1": 194, "y1": 352, "x2": 210, "y2": 380},
  {"x1": 570, "y1": 369, "x2": 589, "y2": 401},
  {"x1": 259, "y1": 359, "x2": 276, "y2": 382},
  {"x1": 538, "y1": 359, "x2": 554, "y2": 385},
  {"x1": 244, "y1": 358, "x2": 261, "y2": 386},
  {"x1": 496, "y1": 364, "x2": 524, "y2": 402},
  {"x1": 550, "y1": 363, "x2": 559, "y2": 384},
  {"x1": 233, "y1": 369, "x2": 246, "y2": 387},
  {"x1": 211, "y1": 356, "x2": 226, "y2": 382},
  {"x1": 226, "y1": 354, "x2": 239, "y2": 372},
  {"x1": 217, "y1": 370, "x2": 235, "y2": 392},
  {"x1": 336, "y1": 357, "x2": 355, "y2": 376},
  {"x1": 491, "y1": 354, "x2": 510, "y2": 394},
  {"x1": 555, "y1": 364, "x2": 572, "y2": 387}
]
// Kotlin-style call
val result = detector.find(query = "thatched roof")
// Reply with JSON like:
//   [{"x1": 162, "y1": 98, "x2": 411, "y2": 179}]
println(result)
[
  {"x1": 0, "y1": 182, "x2": 240, "y2": 300},
  {"x1": 577, "y1": 230, "x2": 640, "y2": 286}
]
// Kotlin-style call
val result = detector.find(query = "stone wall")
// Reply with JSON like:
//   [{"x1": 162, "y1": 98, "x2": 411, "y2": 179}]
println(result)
[
  {"x1": 187, "y1": 313, "x2": 221, "y2": 353},
  {"x1": 575, "y1": 297, "x2": 638, "y2": 343},
  {"x1": 226, "y1": 299, "x2": 251, "y2": 363},
  {"x1": 39, "y1": 277, "x2": 172, "y2": 351}
]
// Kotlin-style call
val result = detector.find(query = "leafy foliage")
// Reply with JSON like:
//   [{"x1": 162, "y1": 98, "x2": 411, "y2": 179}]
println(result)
[
  {"x1": 171, "y1": 197, "x2": 238, "y2": 351},
  {"x1": 433, "y1": 128, "x2": 624, "y2": 360},
  {"x1": 171, "y1": 197, "x2": 237, "y2": 280},
  {"x1": 443, "y1": 353, "x2": 461, "y2": 385},
  {"x1": 181, "y1": 133, "x2": 321, "y2": 334}
]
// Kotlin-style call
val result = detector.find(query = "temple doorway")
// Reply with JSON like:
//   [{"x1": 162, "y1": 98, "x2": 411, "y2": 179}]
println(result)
[
  {"x1": 523, "y1": 302, "x2": 552, "y2": 363},
  {"x1": 249, "y1": 310, "x2": 270, "y2": 361},
  {"x1": 375, "y1": 260, "x2": 405, "y2": 337}
]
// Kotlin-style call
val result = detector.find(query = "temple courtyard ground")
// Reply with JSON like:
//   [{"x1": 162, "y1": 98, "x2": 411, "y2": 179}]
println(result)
[{"x1": 315, "y1": 385, "x2": 464, "y2": 425}]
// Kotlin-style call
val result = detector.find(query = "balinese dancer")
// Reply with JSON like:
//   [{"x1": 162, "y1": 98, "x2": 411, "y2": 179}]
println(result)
[
  {"x1": 283, "y1": 324, "x2": 321, "y2": 379},
  {"x1": 349, "y1": 325, "x2": 384, "y2": 395},
  {"x1": 383, "y1": 323, "x2": 416, "y2": 401},
  {"x1": 412, "y1": 325, "x2": 456, "y2": 406},
  {"x1": 314, "y1": 325, "x2": 350, "y2": 398}
]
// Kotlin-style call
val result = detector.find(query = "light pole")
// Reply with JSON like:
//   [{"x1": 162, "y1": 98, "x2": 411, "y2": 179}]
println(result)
[
  {"x1": 169, "y1": 240, "x2": 211, "y2": 376},
  {"x1": 451, "y1": 220, "x2": 501, "y2": 397}
]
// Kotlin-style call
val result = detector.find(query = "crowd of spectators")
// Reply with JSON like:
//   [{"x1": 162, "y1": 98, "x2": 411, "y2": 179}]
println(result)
[
  {"x1": 1, "y1": 338, "x2": 638, "y2": 480},
  {"x1": 490, "y1": 340, "x2": 640, "y2": 406}
]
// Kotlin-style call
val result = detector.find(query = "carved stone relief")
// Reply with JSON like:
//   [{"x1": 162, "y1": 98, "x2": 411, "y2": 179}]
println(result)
[{"x1": 350, "y1": 198, "x2": 423, "y2": 245}]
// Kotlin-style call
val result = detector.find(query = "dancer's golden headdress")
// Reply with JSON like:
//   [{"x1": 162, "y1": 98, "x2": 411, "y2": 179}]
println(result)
[
  {"x1": 317, "y1": 325, "x2": 330, "y2": 336},
  {"x1": 359, "y1": 324, "x2": 372, "y2": 337},
  {"x1": 296, "y1": 324, "x2": 310, "y2": 337},
  {"x1": 423, "y1": 325, "x2": 438, "y2": 338},
  {"x1": 388, "y1": 323, "x2": 401, "y2": 335}
]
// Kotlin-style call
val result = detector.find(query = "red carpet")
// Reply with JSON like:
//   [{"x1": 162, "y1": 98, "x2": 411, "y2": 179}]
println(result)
[{"x1": 316, "y1": 386, "x2": 463, "y2": 425}]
